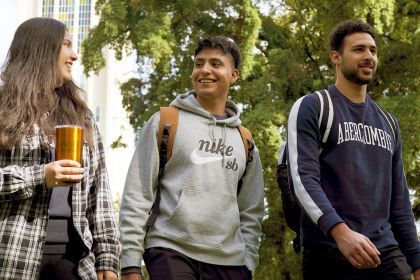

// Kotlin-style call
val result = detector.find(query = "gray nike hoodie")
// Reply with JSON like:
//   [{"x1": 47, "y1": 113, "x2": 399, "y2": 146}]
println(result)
[{"x1": 120, "y1": 91, "x2": 264, "y2": 273}]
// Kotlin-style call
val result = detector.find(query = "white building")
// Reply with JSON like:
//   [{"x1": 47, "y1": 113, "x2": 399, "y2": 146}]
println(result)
[{"x1": 0, "y1": 0, "x2": 136, "y2": 199}]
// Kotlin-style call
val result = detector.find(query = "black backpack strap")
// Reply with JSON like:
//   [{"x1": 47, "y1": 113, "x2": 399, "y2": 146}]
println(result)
[
  {"x1": 277, "y1": 143, "x2": 301, "y2": 253},
  {"x1": 146, "y1": 125, "x2": 170, "y2": 227},
  {"x1": 314, "y1": 89, "x2": 334, "y2": 149},
  {"x1": 146, "y1": 107, "x2": 178, "y2": 228},
  {"x1": 375, "y1": 103, "x2": 397, "y2": 142},
  {"x1": 237, "y1": 126, "x2": 254, "y2": 195},
  {"x1": 238, "y1": 125, "x2": 253, "y2": 162},
  {"x1": 278, "y1": 141, "x2": 287, "y2": 165}
]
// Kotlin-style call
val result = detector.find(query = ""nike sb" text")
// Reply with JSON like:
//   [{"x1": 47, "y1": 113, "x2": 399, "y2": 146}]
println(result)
[{"x1": 198, "y1": 139, "x2": 233, "y2": 156}]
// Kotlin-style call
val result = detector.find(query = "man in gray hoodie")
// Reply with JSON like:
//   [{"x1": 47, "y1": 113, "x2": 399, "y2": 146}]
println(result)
[{"x1": 119, "y1": 36, "x2": 265, "y2": 280}]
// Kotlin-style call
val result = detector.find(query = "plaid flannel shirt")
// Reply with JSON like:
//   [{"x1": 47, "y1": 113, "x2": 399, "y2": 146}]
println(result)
[{"x1": 0, "y1": 119, "x2": 120, "y2": 280}]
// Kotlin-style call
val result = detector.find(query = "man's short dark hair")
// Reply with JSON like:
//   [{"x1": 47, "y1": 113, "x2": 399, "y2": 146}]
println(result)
[
  {"x1": 329, "y1": 20, "x2": 377, "y2": 53},
  {"x1": 194, "y1": 36, "x2": 241, "y2": 69}
]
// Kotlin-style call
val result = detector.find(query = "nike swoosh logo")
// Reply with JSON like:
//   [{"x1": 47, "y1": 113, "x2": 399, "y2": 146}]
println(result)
[{"x1": 190, "y1": 149, "x2": 233, "y2": 165}]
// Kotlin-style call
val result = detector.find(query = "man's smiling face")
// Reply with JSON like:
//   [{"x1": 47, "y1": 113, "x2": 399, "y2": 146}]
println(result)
[
  {"x1": 192, "y1": 48, "x2": 238, "y2": 99},
  {"x1": 335, "y1": 32, "x2": 378, "y2": 85}
]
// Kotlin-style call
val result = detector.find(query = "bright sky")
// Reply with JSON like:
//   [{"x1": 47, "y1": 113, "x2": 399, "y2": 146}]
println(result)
[{"x1": 0, "y1": 1, "x2": 19, "y2": 66}]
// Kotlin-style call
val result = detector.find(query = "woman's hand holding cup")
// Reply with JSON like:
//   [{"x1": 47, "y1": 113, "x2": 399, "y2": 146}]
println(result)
[{"x1": 45, "y1": 160, "x2": 84, "y2": 188}]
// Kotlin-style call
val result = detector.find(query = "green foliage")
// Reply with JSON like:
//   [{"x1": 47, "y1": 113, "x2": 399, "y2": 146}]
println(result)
[
  {"x1": 377, "y1": 93, "x2": 420, "y2": 214},
  {"x1": 110, "y1": 135, "x2": 128, "y2": 149},
  {"x1": 84, "y1": 0, "x2": 419, "y2": 278}
]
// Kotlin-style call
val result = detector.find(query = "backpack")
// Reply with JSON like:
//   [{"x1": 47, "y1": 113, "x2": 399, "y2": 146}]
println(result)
[
  {"x1": 146, "y1": 106, "x2": 255, "y2": 227},
  {"x1": 277, "y1": 89, "x2": 398, "y2": 254}
]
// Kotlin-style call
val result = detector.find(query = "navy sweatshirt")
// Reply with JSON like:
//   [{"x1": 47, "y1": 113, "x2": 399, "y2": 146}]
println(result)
[{"x1": 287, "y1": 85, "x2": 420, "y2": 270}]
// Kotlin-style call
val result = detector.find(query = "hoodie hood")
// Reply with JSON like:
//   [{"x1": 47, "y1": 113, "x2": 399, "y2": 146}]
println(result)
[{"x1": 169, "y1": 90, "x2": 242, "y2": 128}]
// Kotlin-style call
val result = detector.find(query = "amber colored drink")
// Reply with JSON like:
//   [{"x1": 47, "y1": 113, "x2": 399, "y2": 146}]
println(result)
[{"x1": 55, "y1": 125, "x2": 84, "y2": 165}]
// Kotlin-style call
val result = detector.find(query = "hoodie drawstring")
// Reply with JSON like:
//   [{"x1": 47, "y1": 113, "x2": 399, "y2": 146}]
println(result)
[
  {"x1": 208, "y1": 116, "x2": 228, "y2": 167},
  {"x1": 221, "y1": 123, "x2": 227, "y2": 167},
  {"x1": 208, "y1": 116, "x2": 217, "y2": 144}
]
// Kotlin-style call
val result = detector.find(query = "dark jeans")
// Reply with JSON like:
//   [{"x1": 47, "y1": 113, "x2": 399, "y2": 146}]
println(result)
[
  {"x1": 38, "y1": 244, "x2": 82, "y2": 280},
  {"x1": 144, "y1": 247, "x2": 252, "y2": 280},
  {"x1": 302, "y1": 245, "x2": 411, "y2": 280}
]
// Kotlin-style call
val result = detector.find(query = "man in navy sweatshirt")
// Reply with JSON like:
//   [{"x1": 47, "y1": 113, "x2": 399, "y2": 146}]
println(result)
[{"x1": 287, "y1": 20, "x2": 420, "y2": 279}]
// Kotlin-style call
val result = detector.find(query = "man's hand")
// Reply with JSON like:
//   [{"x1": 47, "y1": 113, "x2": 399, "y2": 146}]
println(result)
[
  {"x1": 121, "y1": 273, "x2": 144, "y2": 280},
  {"x1": 330, "y1": 222, "x2": 381, "y2": 269},
  {"x1": 97, "y1": 270, "x2": 118, "y2": 280},
  {"x1": 44, "y1": 160, "x2": 84, "y2": 188},
  {"x1": 413, "y1": 268, "x2": 420, "y2": 280}
]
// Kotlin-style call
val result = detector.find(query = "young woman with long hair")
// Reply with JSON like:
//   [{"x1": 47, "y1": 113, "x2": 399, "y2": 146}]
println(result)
[{"x1": 0, "y1": 17, "x2": 120, "y2": 280}]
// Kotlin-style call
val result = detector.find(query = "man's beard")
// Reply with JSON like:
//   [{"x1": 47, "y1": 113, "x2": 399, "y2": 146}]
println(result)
[{"x1": 342, "y1": 65, "x2": 376, "y2": 85}]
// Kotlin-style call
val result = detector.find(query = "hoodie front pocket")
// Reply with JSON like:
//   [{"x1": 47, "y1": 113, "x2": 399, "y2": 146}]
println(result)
[{"x1": 163, "y1": 188, "x2": 240, "y2": 249}]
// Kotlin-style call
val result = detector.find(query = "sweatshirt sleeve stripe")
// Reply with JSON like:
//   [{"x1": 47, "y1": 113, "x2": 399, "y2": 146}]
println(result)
[
  {"x1": 315, "y1": 91, "x2": 324, "y2": 128},
  {"x1": 288, "y1": 96, "x2": 323, "y2": 224}
]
